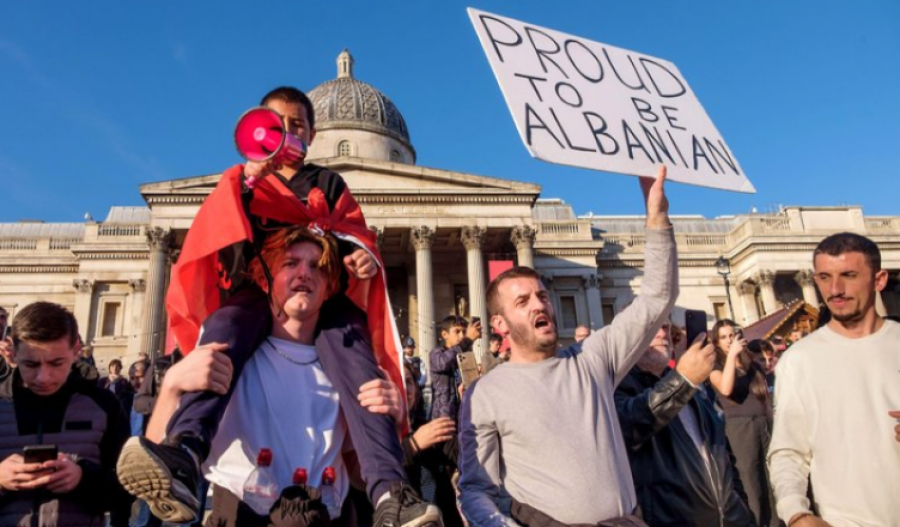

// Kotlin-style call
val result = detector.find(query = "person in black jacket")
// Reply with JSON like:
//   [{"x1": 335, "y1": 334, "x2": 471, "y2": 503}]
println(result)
[
  {"x1": 0, "y1": 301, "x2": 132, "y2": 526},
  {"x1": 615, "y1": 322, "x2": 755, "y2": 527}
]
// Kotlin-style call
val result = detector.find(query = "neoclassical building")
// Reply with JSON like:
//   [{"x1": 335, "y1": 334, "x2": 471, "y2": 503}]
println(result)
[{"x1": 2, "y1": 51, "x2": 899, "y2": 374}]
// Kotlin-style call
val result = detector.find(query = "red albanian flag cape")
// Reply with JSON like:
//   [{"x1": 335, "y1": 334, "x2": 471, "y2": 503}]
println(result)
[{"x1": 166, "y1": 165, "x2": 408, "y2": 433}]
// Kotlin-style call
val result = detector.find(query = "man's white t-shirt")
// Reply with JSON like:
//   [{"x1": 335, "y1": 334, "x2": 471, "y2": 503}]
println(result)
[{"x1": 203, "y1": 337, "x2": 349, "y2": 512}]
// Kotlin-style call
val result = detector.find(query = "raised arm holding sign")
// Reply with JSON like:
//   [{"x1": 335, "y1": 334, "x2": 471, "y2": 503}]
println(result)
[{"x1": 468, "y1": 8, "x2": 755, "y2": 193}]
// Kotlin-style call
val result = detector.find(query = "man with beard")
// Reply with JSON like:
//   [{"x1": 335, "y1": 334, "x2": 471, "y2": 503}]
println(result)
[
  {"x1": 768, "y1": 232, "x2": 900, "y2": 527},
  {"x1": 457, "y1": 166, "x2": 676, "y2": 527}
]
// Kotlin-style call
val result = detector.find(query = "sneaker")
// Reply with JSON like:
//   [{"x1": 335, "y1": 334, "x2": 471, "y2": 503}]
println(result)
[
  {"x1": 373, "y1": 482, "x2": 443, "y2": 527},
  {"x1": 116, "y1": 436, "x2": 201, "y2": 522}
]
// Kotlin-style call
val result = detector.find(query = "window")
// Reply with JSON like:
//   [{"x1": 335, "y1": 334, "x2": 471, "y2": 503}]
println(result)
[
  {"x1": 390, "y1": 150, "x2": 402, "y2": 163},
  {"x1": 338, "y1": 140, "x2": 352, "y2": 157},
  {"x1": 712, "y1": 302, "x2": 728, "y2": 321},
  {"x1": 559, "y1": 295, "x2": 578, "y2": 329},
  {"x1": 101, "y1": 302, "x2": 121, "y2": 337},
  {"x1": 602, "y1": 303, "x2": 616, "y2": 324}
]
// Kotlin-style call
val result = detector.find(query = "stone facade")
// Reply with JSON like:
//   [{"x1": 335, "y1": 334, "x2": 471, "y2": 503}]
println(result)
[{"x1": 2, "y1": 52, "x2": 899, "y2": 376}]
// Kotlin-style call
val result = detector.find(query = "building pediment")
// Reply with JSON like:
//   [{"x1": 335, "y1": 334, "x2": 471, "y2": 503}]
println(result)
[{"x1": 139, "y1": 158, "x2": 541, "y2": 203}]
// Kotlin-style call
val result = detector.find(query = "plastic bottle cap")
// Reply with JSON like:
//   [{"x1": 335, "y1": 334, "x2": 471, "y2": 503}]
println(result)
[
  {"x1": 293, "y1": 467, "x2": 308, "y2": 485},
  {"x1": 322, "y1": 466, "x2": 336, "y2": 485},
  {"x1": 256, "y1": 448, "x2": 273, "y2": 467}
]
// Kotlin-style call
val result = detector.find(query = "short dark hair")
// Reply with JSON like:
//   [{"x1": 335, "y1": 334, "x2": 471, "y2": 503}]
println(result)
[
  {"x1": 11, "y1": 302, "x2": 78, "y2": 349},
  {"x1": 260, "y1": 86, "x2": 316, "y2": 129},
  {"x1": 747, "y1": 339, "x2": 774, "y2": 356},
  {"x1": 486, "y1": 266, "x2": 543, "y2": 316},
  {"x1": 489, "y1": 333, "x2": 503, "y2": 345},
  {"x1": 108, "y1": 359, "x2": 123, "y2": 372},
  {"x1": 439, "y1": 315, "x2": 468, "y2": 335},
  {"x1": 813, "y1": 232, "x2": 881, "y2": 272}
]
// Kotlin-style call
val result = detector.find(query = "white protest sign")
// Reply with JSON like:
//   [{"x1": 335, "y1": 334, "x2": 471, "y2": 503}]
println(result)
[{"x1": 468, "y1": 8, "x2": 755, "y2": 193}]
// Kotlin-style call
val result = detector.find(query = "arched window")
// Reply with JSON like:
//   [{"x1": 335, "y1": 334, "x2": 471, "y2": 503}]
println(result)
[
  {"x1": 338, "y1": 140, "x2": 352, "y2": 157},
  {"x1": 390, "y1": 150, "x2": 402, "y2": 163}
]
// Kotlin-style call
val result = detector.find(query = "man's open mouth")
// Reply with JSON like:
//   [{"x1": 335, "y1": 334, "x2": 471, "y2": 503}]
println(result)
[{"x1": 534, "y1": 314, "x2": 552, "y2": 329}]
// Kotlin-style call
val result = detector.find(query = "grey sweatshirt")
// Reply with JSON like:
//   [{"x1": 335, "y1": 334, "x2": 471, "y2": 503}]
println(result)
[{"x1": 458, "y1": 227, "x2": 678, "y2": 526}]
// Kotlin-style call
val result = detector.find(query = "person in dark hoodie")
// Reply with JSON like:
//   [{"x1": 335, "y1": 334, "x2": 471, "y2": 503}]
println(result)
[{"x1": 0, "y1": 301, "x2": 131, "y2": 526}]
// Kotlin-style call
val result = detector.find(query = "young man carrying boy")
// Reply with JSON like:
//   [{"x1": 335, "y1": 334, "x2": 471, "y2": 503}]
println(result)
[{"x1": 118, "y1": 88, "x2": 438, "y2": 527}]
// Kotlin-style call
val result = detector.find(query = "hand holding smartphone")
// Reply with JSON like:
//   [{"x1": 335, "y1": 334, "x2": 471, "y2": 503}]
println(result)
[
  {"x1": 685, "y1": 310, "x2": 709, "y2": 346},
  {"x1": 23, "y1": 445, "x2": 58, "y2": 465}
]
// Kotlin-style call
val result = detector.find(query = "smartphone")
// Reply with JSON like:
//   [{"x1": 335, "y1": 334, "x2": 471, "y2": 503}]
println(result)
[
  {"x1": 470, "y1": 316, "x2": 481, "y2": 326},
  {"x1": 457, "y1": 352, "x2": 480, "y2": 387},
  {"x1": 23, "y1": 444, "x2": 58, "y2": 465},
  {"x1": 1, "y1": 326, "x2": 9, "y2": 340},
  {"x1": 685, "y1": 309, "x2": 709, "y2": 346}
]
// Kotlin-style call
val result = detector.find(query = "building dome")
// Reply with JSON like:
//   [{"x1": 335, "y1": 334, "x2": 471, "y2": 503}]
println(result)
[{"x1": 307, "y1": 50, "x2": 416, "y2": 163}]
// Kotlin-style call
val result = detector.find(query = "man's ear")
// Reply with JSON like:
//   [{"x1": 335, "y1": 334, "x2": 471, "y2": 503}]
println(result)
[
  {"x1": 491, "y1": 314, "x2": 507, "y2": 336},
  {"x1": 875, "y1": 269, "x2": 889, "y2": 292}
]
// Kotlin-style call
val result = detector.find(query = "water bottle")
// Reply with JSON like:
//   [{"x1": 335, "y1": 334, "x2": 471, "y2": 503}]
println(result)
[
  {"x1": 243, "y1": 448, "x2": 278, "y2": 514},
  {"x1": 320, "y1": 466, "x2": 341, "y2": 518}
]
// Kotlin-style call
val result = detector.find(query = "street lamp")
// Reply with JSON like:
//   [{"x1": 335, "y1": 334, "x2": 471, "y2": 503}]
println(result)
[{"x1": 716, "y1": 256, "x2": 735, "y2": 320}]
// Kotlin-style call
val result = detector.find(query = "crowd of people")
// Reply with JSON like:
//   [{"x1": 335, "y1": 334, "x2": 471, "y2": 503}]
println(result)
[{"x1": 0, "y1": 86, "x2": 896, "y2": 527}]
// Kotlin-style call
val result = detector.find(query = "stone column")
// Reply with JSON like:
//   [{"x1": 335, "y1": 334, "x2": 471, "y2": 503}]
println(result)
[
  {"x1": 756, "y1": 270, "x2": 777, "y2": 315},
  {"x1": 795, "y1": 270, "x2": 818, "y2": 306},
  {"x1": 72, "y1": 279, "x2": 95, "y2": 340},
  {"x1": 511, "y1": 225, "x2": 536, "y2": 269},
  {"x1": 462, "y1": 226, "x2": 489, "y2": 361},
  {"x1": 739, "y1": 282, "x2": 760, "y2": 325},
  {"x1": 127, "y1": 279, "x2": 146, "y2": 355},
  {"x1": 411, "y1": 226, "x2": 436, "y2": 382},
  {"x1": 142, "y1": 227, "x2": 173, "y2": 361},
  {"x1": 583, "y1": 274, "x2": 605, "y2": 329}
]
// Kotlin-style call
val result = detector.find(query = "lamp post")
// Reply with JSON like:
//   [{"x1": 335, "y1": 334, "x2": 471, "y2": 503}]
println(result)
[{"x1": 716, "y1": 256, "x2": 735, "y2": 320}]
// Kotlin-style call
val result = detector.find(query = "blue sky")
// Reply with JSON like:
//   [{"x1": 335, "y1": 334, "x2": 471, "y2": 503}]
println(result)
[{"x1": 1, "y1": 1, "x2": 898, "y2": 223}]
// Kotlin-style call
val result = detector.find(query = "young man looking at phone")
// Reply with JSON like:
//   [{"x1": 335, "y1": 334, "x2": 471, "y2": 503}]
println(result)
[{"x1": 0, "y1": 302, "x2": 131, "y2": 526}]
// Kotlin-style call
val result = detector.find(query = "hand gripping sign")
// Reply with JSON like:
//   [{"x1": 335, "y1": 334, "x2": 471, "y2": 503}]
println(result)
[{"x1": 468, "y1": 8, "x2": 755, "y2": 193}]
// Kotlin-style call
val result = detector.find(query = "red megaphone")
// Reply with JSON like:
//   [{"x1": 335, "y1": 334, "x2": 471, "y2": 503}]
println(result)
[{"x1": 234, "y1": 107, "x2": 307, "y2": 186}]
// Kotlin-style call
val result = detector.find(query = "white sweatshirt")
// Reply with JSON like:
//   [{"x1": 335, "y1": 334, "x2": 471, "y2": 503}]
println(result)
[{"x1": 768, "y1": 319, "x2": 900, "y2": 527}]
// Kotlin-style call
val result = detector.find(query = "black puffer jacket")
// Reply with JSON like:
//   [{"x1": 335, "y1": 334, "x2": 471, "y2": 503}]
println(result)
[
  {"x1": 615, "y1": 367, "x2": 755, "y2": 527},
  {"x1": 0, "y1": 368, "x2": 132, "y2": 526}
]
